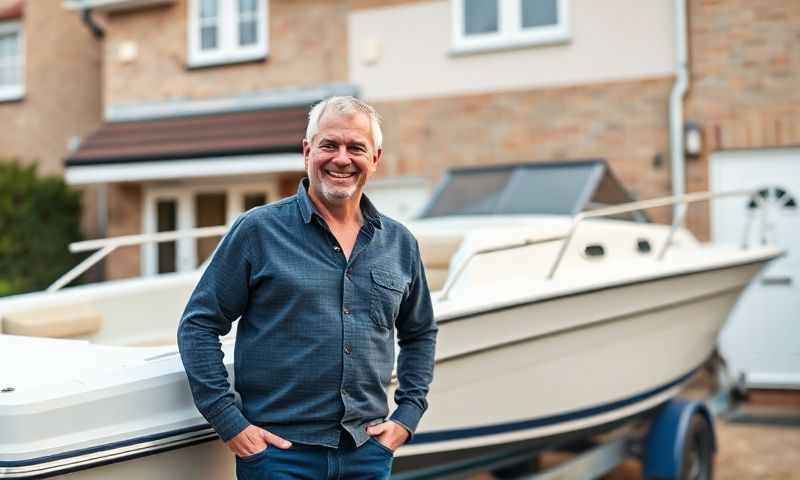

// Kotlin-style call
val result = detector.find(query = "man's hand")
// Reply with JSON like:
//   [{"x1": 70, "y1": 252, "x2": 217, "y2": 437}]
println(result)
[
  {"x1": 366, "y1": 420, "x2": 410, "y2": 452},
  {"x1": 226, "y1": 425, "x2": 292, "y2": 458}
]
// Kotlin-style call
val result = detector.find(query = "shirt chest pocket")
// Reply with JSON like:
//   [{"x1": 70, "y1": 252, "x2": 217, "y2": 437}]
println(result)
[{"x1": 369, "y1": 269, "x2": 406, "y2": 330}]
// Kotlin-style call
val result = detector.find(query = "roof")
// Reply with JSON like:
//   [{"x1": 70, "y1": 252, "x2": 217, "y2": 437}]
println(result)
[
  {"x1": 0, "y1": 1, "x2": 23, "y2": 21},
  {"x1": 65, "y1": 106, "x2": 308, "y2": 167}
]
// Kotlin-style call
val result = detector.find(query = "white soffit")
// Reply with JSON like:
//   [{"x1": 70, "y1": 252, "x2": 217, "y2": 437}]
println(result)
[{"x1": 65, "y1": 153, "x2": 304, "y2": 185}]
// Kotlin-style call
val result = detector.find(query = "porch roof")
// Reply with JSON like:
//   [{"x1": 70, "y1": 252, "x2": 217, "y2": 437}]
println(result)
[{"x1": 65, "y1": 106, "x2": 307, "y2": 167}]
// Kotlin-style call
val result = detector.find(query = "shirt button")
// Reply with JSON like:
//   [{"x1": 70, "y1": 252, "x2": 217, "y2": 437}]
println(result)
[
  {"x1": 333, "y1": 246, "x2": 341, "y2": 252},
  {"x1": 344, "y1": 344, "x2": 352, "y2": 355},
  {"x1": 346, "y1": 268, "x2": 353, "y2": 279},
  {"x1": 343, "y1": 307, "x2": 351, "y2": 315},
  {"x1": 341, "y1": 388, "x2": 348, "y2": 397}
]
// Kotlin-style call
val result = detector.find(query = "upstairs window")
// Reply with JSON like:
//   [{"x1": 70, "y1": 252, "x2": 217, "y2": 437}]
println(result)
[
  {"x1": 0, "y1": 21, "x2": 23, "y2": 101},
  {"x1": 188, "y1": 0, "x2": 268, "y2": 68},
  {"x1": 451, "y1": 0, "x2": 569, "y2": 54}
]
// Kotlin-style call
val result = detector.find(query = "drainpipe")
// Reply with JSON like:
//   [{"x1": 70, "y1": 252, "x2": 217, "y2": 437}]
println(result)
[
  {"x1": 669, "y1": 0, "x2": 689, "y2": 219},
  {"x1": 81, "y1": 8, "x2": 105, "y2": 39}
]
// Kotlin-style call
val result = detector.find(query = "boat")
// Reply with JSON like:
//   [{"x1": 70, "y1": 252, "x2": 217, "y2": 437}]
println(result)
[{"x1": 0, "y1": 160, "x2": 781, "y2": 479}]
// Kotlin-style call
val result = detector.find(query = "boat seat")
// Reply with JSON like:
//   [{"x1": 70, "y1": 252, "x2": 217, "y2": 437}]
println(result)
[
  {"x1": 417, "y1": 234, "x2": 463, "y2": 291},
  {"x1": 1, "y1": 303, "x2": 103, "y2": 338}
]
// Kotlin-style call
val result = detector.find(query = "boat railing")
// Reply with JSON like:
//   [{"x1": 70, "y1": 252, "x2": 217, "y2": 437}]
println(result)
[
  {"x1": 47, "y1": 226, "x2": 228, "y2": 292},
  {"x1": 439, "y1": 188, "x2": 767, "y2": 301}
]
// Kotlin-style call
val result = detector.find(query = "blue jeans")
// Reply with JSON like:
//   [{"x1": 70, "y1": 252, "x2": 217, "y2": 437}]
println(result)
[{"x1": 235, "y1": 434, "x2": 394, "y2": 480}]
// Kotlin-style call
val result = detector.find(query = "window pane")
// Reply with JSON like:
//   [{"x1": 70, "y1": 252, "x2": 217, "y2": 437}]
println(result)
[
  {"x1": 464, "y1": 0, "x2": 498, "y2": 35},
  {"x1": 238, "y1": 0, "x2": 257, "y2": 14},
  {"x1": 195, "y1": 193, "x2": 227, "y2": 265},
  {"x1": 156, "y1": 200, "x2": 177, "y2": 274},
  {"x1": 0, "y1": 33, "x2": 17, "y2": 58},
  {"x1": 239, "y1": 20, "x2": 257, "y2": 46},
  {"x1": 521, "y1": 0, "x2": 558, "y2": 28},
  {"x1": 200, "y1": 0, "x2": 217, "y2": 18},
  {"x1": 201, "y1": 26, "x2": 217, "y2": 50},
  {"x1": 244, "y1": 193, "x2": 267, "y2": 210}
]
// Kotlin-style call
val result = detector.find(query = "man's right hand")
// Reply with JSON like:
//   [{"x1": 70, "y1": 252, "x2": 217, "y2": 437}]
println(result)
[{"x1": 226, "y1": 425, "x2": 292, "y2": 458}]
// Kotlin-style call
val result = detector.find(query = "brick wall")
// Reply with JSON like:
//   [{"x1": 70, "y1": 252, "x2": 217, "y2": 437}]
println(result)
[
  {"x1": 685, "y1": 0, "x2": 800, "y2": 239},
  {"x1": 0, "y1": 1, "x2": 102, "y2": 176},
  {"x1": 374, "y1": 77, "x2": 675, "y2": 223},
  {"x1": 103, "y1": 0, "x2": 349, "y2": 108},
  {"x1": 106, "y1": 184, "x2": 143, "y2": 280}
]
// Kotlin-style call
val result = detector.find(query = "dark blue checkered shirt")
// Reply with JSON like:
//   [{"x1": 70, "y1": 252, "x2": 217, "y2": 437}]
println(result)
[{"x1": 177, "y1": 179, "x2": 437, "y2": 447}]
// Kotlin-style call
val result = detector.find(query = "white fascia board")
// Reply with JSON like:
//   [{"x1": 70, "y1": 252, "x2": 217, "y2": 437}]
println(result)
[
  {"x1": 63, "y1": 0, "x2": 174, "y2": 12},
  {"x1": 65, "y1": 153, "x2": 304, "y2": 185}
]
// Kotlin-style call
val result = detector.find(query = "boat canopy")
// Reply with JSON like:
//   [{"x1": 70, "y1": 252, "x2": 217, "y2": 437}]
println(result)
[{"x1": 418, "y1": 160, "x2": 648, "y2": 222}]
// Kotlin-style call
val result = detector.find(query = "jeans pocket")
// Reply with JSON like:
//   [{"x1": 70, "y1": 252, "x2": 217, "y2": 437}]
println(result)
[
  {"x1": 368, "y1": 437, "x2": 395, "y2": 457},
  {"x1": 237, "y1": 446, "x2": 269, "y2": 463}
]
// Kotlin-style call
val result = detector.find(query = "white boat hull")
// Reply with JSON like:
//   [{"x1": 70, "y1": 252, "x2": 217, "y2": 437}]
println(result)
[{"x1": 0, "y1": 260, "x2": 765, "y2": 479}]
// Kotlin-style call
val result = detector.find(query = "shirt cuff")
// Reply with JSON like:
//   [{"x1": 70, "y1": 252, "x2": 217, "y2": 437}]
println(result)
[
  {"x1": 389, "y1": 403, "x2": 424, "y2": 440},
  {"x1": 207, "y1": 403, "x2": 250, "y2": 442}
]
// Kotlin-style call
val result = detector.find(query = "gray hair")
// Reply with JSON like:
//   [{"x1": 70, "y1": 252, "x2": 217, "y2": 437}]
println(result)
[{"x1": 305, "y1": 96, "x2": 383, "y2": 149}]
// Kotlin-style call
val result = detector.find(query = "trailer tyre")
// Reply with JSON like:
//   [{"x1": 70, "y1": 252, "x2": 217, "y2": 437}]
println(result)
[{"x1": 679, "y1": 414, "x2": 714, "y2": 480}]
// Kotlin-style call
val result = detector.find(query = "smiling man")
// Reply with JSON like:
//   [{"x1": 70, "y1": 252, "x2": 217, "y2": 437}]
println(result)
[{"x1": 177, "y1": 96, "x2": 437, "y2": 479}]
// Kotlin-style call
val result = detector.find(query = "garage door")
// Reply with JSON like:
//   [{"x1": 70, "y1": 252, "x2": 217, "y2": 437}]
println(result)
[{"x1": 711, "y1": 148, "x2": 800, "y2": 389}]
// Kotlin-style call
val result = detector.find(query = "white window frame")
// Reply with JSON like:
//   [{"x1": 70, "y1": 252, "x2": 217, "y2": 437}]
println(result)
[
  {"x1": 142, "y1": 180, "x2": 278, "y2": 276},
  {"x1": 187, "y1": 0, "x2": 269, "y2": 68},
  {"x1": 0, "y1": 20, "x2": 25, "y2": 101},
  {"x1": 451, "y1": 0, "x2": 570, "y2": 55}
]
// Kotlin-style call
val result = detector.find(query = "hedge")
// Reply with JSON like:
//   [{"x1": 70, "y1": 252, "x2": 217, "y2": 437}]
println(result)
[{"x1": 0, "y1": 161, "x2": 83, "y2": 296}]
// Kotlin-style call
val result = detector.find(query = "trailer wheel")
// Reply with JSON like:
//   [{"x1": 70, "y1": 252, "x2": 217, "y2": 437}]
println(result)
[
  {"x1": 491, "y1": 457, "x2": 540, "y2": 479},
  {"x1": 679, "y1": 414, "x2": 714, "y2": 480}
]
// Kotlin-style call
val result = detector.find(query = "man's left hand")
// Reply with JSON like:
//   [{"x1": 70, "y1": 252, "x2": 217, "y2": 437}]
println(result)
[{"x1": 366, "y1": 420, "x2": 410, "y2": 452}]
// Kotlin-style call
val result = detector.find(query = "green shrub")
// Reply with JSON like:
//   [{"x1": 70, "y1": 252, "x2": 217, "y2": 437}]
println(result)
[{"x1": 0, "y1": 161, "x2": 83, "y2": 296}]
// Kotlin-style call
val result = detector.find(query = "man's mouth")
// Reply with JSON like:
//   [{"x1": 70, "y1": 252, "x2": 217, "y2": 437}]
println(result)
[{"x1": 324, "y1": 169, "x2": 357, "y2": 179}]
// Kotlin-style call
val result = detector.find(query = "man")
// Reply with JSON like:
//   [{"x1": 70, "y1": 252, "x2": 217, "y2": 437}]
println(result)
[{"x1": 177, "y1": 96, "x2": 437, "y2": 479}]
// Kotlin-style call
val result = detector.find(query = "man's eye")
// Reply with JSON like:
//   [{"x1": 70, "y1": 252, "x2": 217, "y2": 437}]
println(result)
[{"x1": 320, "y1": 143, "x2": 336, "y2": 151}]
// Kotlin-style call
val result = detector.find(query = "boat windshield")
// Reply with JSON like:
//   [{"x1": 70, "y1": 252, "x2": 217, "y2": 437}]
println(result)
[{"x1": 419, "y1": 160, "x2": 646, "y2": 221}]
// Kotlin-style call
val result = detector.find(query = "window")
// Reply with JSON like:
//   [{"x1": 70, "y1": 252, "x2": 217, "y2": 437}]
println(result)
[
  {"x1": 451, "y1": 0, "x2": 569, "y2": 54},
  {"x1": 188, "y1": 0, "x2": 268, "y2": 67},
  {"x1": 0, "y1": 21, "x2": 23, "y2": 101}
]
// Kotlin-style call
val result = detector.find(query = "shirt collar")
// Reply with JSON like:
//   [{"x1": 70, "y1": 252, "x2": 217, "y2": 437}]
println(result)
[{"x1": 296, "y1": 178, "x2": 383, "y2": 230}]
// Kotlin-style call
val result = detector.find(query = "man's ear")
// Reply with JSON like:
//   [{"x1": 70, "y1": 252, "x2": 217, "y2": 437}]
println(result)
[
  {"x1": 302, "y1": 139, "x2": 311, "y2": 171},
  {"x1": 372, "y1": 147, "x2": 383, "y2": 173}
]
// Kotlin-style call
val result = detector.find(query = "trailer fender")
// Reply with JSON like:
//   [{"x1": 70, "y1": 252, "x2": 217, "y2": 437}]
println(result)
[{"x1": 642, "y1": 399, "x2": 716, "y2": 479}]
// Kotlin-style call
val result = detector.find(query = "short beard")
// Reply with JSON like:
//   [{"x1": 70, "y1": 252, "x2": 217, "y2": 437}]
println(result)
[{"x1": 320, "y1": 181, "x2": 357, "y2": 203}]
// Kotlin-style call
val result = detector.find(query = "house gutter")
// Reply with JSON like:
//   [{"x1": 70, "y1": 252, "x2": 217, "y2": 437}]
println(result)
[
  {"x1": 81, "y1": 8, "x2": 105, "y2": 39},
  {"x1": 669, "y1": 0, "x2": 689, "y2": 217}
]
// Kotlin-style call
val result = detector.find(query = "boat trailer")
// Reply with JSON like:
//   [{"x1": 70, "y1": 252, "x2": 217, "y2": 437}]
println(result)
[{"x1": 393, "y1": 388, "x2": 734, "y2": 480}]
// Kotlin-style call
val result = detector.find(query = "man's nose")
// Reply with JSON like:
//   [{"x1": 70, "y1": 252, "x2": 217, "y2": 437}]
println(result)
[{"x1": 332, "y1": 146, "x2": 351, "y2": 165}]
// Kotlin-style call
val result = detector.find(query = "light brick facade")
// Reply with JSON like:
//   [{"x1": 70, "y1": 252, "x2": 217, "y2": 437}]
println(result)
[
  {"x1": 0, "y1": 1, "x2": 101, "y2": 176},
  {"x1": 375, "y1": 78, "x2": 675, "y2": 223},
  {"x1": 683, "y1": 0, "x2": 800, "y2": 239},
  {"x1": 102, "y1": 0, "x2": 348, "y2": 108}
]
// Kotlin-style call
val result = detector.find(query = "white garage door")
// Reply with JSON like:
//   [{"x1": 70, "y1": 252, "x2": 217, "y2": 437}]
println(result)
[{"x1": 711, "y1": 149, "x2": 800, "y2": 389}]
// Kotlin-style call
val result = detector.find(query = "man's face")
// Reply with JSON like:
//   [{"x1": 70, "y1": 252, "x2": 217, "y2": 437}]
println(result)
[{"x1": 303, "y1": 110, "x2": 381, "y2": 206}]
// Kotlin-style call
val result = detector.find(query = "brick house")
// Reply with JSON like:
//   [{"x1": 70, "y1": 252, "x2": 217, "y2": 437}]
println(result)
[
  {"x1": 4, "y1": 0, "x2": 798, "y2": 286},
  {"x1": 0, "y1": 0, "x2": 102, "y2": 235}
]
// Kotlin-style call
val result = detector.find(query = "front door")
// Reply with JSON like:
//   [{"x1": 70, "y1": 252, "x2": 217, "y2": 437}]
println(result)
[{"x1": 711, "y1": 148, "x2": 800, "y2": 389}]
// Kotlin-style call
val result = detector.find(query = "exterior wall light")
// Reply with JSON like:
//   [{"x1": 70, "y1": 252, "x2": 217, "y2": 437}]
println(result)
[{"x1": 684, "y1": 121, "x2": 703, "y2": 159}]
